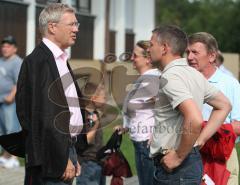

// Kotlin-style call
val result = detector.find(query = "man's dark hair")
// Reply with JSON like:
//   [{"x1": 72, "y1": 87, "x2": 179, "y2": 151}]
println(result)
[{"x1": 152, "y1": 25, "x2": 188, "y2": 56}]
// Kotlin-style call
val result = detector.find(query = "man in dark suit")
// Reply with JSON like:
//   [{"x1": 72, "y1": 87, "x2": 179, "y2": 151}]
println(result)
[{"x1": 16, "y1": 3, "x2": 85, "y2": 185}]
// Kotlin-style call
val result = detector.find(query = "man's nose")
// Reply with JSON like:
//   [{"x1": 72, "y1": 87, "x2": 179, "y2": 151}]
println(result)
[
  {"x1": 187, "y1": 52, "x2": 193, "y2": 61},
  {"x1": 73, "y1": 26, "x2": 79, "y2": 32}
]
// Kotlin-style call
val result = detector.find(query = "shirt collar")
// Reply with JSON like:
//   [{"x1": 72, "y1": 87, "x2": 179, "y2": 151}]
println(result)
[
  {"x1": 142, "y1": 68, "x2": 161, "y2": 76},
  {"x1": 42, "y1": 38, "x2": 69, "y2": 61},
  {"x1": 208, "y1": 68, "x2": 221, "y2": 83},
  {"x1": 162, "y1": 58, "x2": 188, "y2": 73}
]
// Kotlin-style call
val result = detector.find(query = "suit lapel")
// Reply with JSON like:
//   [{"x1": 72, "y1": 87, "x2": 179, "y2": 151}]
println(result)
[
  {"x1": 67, "y1": 62, "x2": 82, "y2": 98},
  {"x1": 39, "y1": 42, "x2": 68, "y2": 108},
  {"x1": 67, "y1": 62, "x2": 85, "y2": 121},
  {"x1": 39, "y1": 42, "x2": 59, "y2": 81}
]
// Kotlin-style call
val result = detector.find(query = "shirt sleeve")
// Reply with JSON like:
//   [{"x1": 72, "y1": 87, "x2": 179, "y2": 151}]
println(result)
[
  {"x1": 13, "y1": 58, "x2": 23, "y2": 84},
  {"x1": 229, "y1": 80, "x2": 240, "y2": 121},
  {"x1": 203, "y1": 79, "x2": 220, "y2": 103},
  {"x1": 161, "y1": 74, "x2": 193, "y2": 109}
]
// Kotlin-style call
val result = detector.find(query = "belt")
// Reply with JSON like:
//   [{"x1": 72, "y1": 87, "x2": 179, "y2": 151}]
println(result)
[
  {"x1": 69, "y1": 136, "x2": 78, "y2": 146},
  {"x1": 132, "y1": 140, "x2": 148, "y2": 145}
]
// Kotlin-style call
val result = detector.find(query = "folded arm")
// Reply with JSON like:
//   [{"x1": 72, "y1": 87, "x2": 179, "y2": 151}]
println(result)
[{"x1": 196, "y1": 92, "x2": 232, "y2": 147}]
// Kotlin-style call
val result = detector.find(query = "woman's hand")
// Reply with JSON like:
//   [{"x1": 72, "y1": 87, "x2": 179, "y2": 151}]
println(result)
[{"x1": 113, "y1": 125, "x2": 128, "y2": 135}]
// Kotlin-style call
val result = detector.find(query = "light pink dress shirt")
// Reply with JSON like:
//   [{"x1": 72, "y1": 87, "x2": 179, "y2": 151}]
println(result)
[{"x1": 43, "y1": 38, "x2": 83, "y2": 137}]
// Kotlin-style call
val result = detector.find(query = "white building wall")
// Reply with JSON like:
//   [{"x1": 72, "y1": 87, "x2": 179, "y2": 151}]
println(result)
[
  {"x1": 91, "y1": 0, "x2": 106, "y2": 60},
  {"x1": 125, "y1": 0, "x2": 134, "y2": 30},
  {"x1": 109, "y1": 0, "x2": 116, "y2": 31},
  {"x1": 25, "y1": 0, "x2": 36, "y2": 55},
  {"x1": 133, "y1": 0, "x2": 155, "y2": 42},
  {"x1": 115, "y1": 0, "x2": 126, "y2": 59}
]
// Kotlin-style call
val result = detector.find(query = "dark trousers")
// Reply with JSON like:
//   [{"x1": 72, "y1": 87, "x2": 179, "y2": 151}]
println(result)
[
  {"x1": 24, "y1": 146, "x2": 78, "y2": 185},
  {"x1": 153, "y1": 147, "x2": 203, "y2": 185}
]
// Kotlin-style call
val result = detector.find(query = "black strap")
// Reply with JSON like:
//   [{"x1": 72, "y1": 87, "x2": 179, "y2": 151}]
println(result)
[{"x1": 105, "y1": 130, "x2": 122, "y2": 151}]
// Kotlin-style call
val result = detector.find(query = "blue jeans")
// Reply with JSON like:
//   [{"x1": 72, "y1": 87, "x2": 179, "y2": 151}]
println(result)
[
  {"x1": 0, "y1": 102, "x2": 21, "y2": 136},
  {"x1": 76, "y1": 160, "x2": 106, "y2": 185},
  {"x1": 153, "y1": 147, "x2": 203, "y2": 185},
  {"x1": 132, "y1": 140, "x2": 154, "y2": 185}
]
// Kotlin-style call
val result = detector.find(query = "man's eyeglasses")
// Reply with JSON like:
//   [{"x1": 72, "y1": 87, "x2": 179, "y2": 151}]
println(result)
[
  {"x1": 67, "y1": 22, "x2": 80, "y2": 28},
  {"x1": 52, "y1": 22, "x2": 80, "y2": 28}
]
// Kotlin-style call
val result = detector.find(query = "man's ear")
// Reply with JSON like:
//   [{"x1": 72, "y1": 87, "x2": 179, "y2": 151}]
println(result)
[
  {"x1": 209, "y1": 52, "x2": 217, "y2": 64},
  {"x1": 162, "y1": 42, "x2": 169, "y2": 55},
  {"x1": 48, "y1": 22, "x2": 56, "y2": 34}
]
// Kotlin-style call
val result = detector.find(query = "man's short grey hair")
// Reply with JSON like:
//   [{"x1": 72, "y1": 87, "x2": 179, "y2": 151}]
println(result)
[
  {"x1": 152, "y1": 25, "x2": 188, "y2": 56},
  {"x1": 188, "y1": 32, "x2": 218, "y2": 53},
  {"x1": 39, "y1": 3, "x2": 75, "y2": 36}
]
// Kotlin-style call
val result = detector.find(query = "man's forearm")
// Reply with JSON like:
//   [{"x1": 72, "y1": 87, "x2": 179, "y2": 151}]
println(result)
[
  {"x1": 176, "y1": 119, "x2": 201, "y2": 160},
  {"x1": 9, "y1": 85, "x2": 17, "y2": 97},
  {"x1": 197, "y1": 109, "x2": 230, "y2": 145},
  {"x1": 198, "y1": 92, "x2": 232, "y2": 145},
  {"x1": 4, "y1": 85, "x2": 17, "y2": 103}
]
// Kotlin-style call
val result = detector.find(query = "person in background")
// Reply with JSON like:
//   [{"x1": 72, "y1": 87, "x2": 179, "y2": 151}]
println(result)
[
  {"x1": 215, "y1": 50, "x2": 234, "y2": 77},
  {"x1": 16, "y1": 3, "x2": 84, "y2": 185},
  {"x1": 76, "y1": 83, "x2": 106, "y2": 185},
  {"x1": 115, "y1": 40, "x2": 160, "y2": 185},
  {"x1": 0, "y1": 35, "x2": 22, "y2": 168},
  {"x1": 187, "y1": 32, "x2": 240, "y2": 185},
  {"x1": 148, "y1": 25, "x2": 231, "y2": 185}
]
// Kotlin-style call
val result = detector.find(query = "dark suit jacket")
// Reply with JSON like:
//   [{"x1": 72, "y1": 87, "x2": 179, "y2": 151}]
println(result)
[{"x1": 16, "y1": 42, "x2": 86, "y2": 178}]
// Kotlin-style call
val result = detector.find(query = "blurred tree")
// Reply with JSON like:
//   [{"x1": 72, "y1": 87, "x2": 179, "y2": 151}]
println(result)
[{"x1": 155, "y1": 0, "x2": 240, "y2": 52}]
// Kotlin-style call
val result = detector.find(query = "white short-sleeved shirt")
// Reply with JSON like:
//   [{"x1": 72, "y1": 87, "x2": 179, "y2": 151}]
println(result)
[{"x1": 202, "y1": 69, "x2": 240, "y2": 123}]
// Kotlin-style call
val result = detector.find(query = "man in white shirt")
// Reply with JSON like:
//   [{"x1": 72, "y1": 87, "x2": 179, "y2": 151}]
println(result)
[{"x1": 215, "y1": 50, "x2": 234, "y2": 77}]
